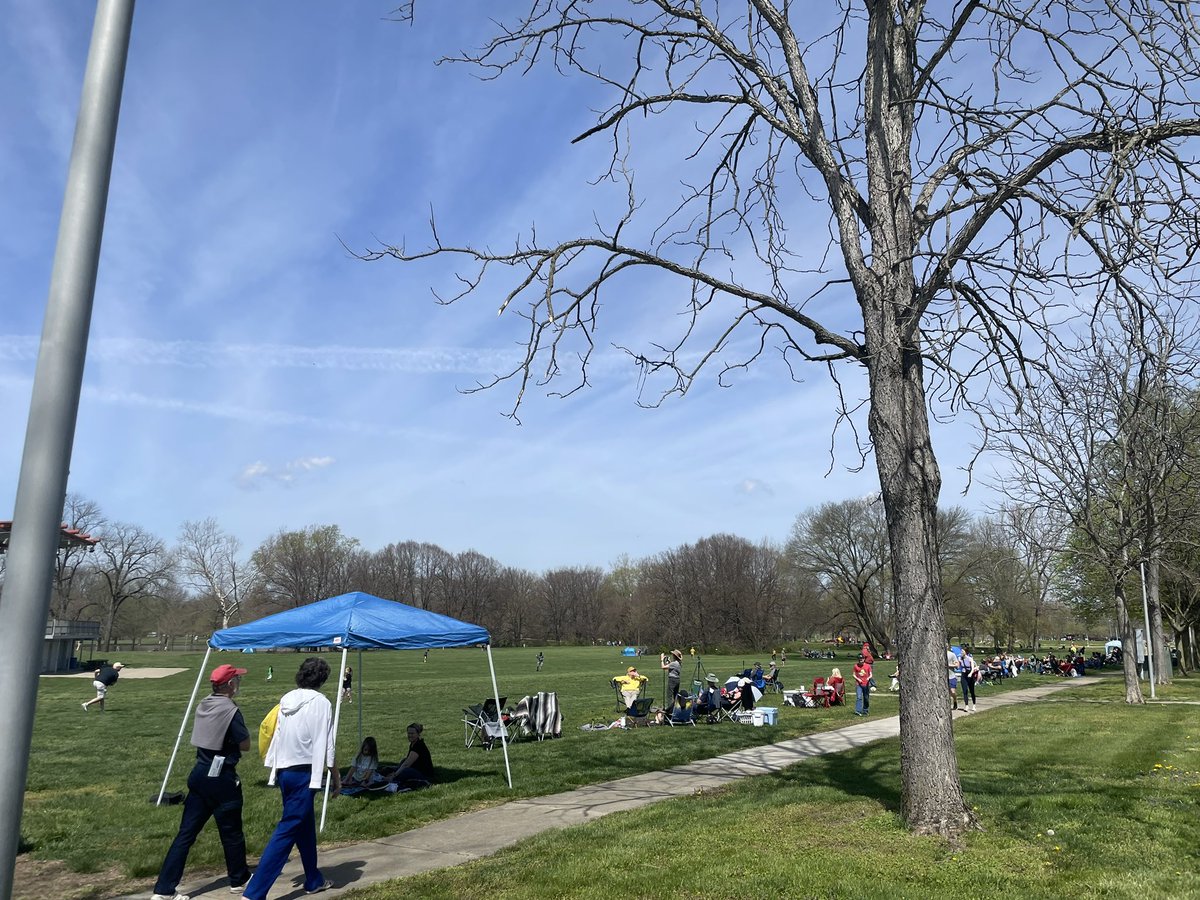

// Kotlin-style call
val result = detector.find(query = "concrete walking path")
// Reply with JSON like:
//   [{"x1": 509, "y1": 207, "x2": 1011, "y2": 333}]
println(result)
[{"x1": 120, "y1": 679, "x2": 1080, "y2": 900}]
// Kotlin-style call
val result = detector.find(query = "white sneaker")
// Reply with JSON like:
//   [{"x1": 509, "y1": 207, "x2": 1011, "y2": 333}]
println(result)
[
  {"x1": 972, "y1": 704, "x2": 978, "y2": 712},
  {"x1": 151, "y1": 893, "x2": 191, "y2": 900}
]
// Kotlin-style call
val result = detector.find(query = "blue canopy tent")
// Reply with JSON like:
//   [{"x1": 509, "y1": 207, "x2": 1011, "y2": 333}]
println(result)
[{"x1": 158, "y1": 592, "x2": 508, "y2": 826}]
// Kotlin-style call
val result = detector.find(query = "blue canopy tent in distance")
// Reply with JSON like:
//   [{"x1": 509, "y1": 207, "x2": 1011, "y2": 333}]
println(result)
[{"x1": 157, "y1": 592, "x2": 507, "y2": 828}]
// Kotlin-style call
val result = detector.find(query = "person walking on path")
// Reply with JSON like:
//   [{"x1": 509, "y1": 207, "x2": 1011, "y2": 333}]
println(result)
[
  {"x1": 947, "y1": 645, "x2": 963, "y2": 711},
  {"x1": 240, "y1": 658, "x2": 340, "y2": 900},
  {"x1": 82, "y1": 662, "x2": 123, "y2": 712},
  {"x1": 342, "y1": 666, "x2": 353, "y2": 704},
  {"x1": 536, "y1": 651, "x2": 544, "y2": 672},
  {"x1": 661, "y1": 649, "x2": 683, "y2": 710},
  {"x1": 852, "y1": 654, "x2": 872, "y2": 716},
  {"x1": 959, "y1": 647, "x2": 979, "y2": 712},
  {"x1": 151, "y1": 664, "x2": 252, "y2": 900}
]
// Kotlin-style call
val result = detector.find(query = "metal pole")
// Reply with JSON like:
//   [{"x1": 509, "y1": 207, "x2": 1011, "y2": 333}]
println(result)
[
  {"x1": 320, "y1": 647, "x2": 348, "y2": 831},
  {"x1": 157, "y1": 647, "x2": 212, "y2": 805},
  {"x1": 485, "y1": 645, "x2": 512, "y2": 789},
  {"x1": 1140, "y1": 561, "x2": 1156, "y2": 699},
  {"x1": 0, "y1": 3, "x2": 134, "y2": 896}
]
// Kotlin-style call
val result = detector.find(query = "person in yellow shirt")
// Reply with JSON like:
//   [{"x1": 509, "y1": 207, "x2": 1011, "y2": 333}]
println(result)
[{"x1": 614, "y1": 666, "x2": 648, "y2": 709}]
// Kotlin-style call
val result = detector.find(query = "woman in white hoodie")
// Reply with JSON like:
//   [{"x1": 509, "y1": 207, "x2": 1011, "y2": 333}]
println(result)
[{"x1": 240, "y1": 658, "x2": 340, "y2": 900}]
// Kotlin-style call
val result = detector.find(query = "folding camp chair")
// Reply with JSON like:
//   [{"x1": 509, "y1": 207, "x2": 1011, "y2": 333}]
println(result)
[
  {"x1": 811, "y1": 676, "x2": 830, "y2": 708},
  {"x1": 612, "y1": 677, "x2": 647, "y2": 713},
  {"x1": 626, "y1": 697, "x2": 655, "y2": 726},
  {"x1": 463, "y1": 697, "x2": 510, "y2": 750},
  {"x1": 828, "y1": 677, "x2": 846, "y2": 707},
  {"x1": 666, "y1": 693, "x2": 696, "y2": 726}
]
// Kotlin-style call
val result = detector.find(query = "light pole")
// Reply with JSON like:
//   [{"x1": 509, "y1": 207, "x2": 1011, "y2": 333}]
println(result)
[
  {"x1": 1139, "y1": 560, "x2": 1156, "y2": 699},
  {"x1": 0, "y1": 2, "x2": 135, "y2": 896}
]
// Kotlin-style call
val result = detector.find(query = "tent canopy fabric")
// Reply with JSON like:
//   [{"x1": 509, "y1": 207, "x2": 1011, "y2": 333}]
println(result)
[
  {"x1": 1104, "y1": 639, "x2": 1123, "y2": 652},
  {"x1": 210, "y1": 591, "x2": 490, "y2": 650}
]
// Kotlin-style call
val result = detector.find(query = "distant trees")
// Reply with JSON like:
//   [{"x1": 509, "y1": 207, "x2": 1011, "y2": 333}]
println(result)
[
  {"x1": 637, "y1": 534, "x2": 793, "y2": 650},
  {"x1": 88, "y1": 521, "x2": 173, "y2": 650},
  {"x1": 250, "y1": 525, "x2": 359, "y2": 611},
  {"x1": 787, "y1": 498, "x2": 892, "y2": 653},
  {"x1": 176, "y1": 518, "x2": 257, "y2": 628}
]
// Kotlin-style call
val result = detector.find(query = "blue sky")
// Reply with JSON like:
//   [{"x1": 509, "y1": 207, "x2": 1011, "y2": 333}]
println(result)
[{"x1": 0, "y1": 1, "x2": 995, "y2": 573}]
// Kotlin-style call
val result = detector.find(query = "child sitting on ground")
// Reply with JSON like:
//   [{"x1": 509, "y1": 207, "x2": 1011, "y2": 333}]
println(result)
[{"x1": 342, "y1": 736, "x2": 382, "y2": 790}]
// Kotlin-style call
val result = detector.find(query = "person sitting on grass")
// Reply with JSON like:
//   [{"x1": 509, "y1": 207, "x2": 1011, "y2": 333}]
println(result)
[
  {"x1": 342, "y1": 736, "x2": 381, "y2": 790},
  {"x1": 385, "y1": 723, "x2": 434, "y2": 792}
]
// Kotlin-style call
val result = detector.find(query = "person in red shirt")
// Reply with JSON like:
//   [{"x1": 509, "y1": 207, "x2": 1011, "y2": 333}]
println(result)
[
  {"x1": 860, "y1": 642, "x2": 875, "y2": 665},
  {"x1": 853, "y1": 654, "x2": 872, "y2": 716}
]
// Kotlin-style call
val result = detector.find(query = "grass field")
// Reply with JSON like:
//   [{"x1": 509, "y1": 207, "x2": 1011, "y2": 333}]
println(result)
[{"x1": 22, "y1": 646, "x2": 1197, "y2": 898}]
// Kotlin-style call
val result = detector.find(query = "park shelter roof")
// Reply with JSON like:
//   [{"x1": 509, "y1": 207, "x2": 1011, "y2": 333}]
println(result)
[
  {"x1": 0, "y1": 520, "x2": 99, "y2": 555},
  {"x1": 209, "y1": 591, "x2": 490, "y2": 651}
]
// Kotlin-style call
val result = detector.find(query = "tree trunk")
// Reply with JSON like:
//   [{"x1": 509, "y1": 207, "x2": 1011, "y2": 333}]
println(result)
[
  {"x1": 1115, "y1": 583, "x2": 1145, "y2": 703},
  {"x1": 867, "y1": 341, "x2": 976, "y2": 836}
]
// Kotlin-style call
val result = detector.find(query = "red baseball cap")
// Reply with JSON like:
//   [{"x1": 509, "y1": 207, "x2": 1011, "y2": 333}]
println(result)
[{"x1": 210, "y1": 663, "x2": 248, "y2": 685}]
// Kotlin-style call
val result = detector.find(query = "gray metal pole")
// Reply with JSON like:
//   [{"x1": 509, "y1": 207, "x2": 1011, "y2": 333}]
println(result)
[{"x1": 0, "y1": 2, "x2": 134, "y2": 896}]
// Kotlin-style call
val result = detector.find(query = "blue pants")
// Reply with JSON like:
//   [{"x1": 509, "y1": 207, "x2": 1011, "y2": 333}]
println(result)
[
  {"x1": 855, "y1": 683, "x2": 870, "y2": 715},
  {"x1": 154, "y1": 763, "x2": 249, "y2": 896},
  {"x1": 242, "y1": 769, "x2": 325, "y2": 900}
]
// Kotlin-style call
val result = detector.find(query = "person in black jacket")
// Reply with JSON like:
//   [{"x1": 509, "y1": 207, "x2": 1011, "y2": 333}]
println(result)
[
  {"x1": 82, "y1": 662, "x2": 124, "y2": 712},
  {"x1": 151, "y1": 664, "x2": 252, "y2": 900}
]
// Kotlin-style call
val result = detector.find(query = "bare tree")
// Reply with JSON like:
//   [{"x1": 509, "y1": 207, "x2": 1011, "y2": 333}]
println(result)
[
  {"x1": 540, "y1": 566, "x2": 607, "y2": 644},
  {"x1": 175, "y1": 518, "x2": 257, "y2": 629},
  {"x1": 88, "y1": 521, "x2": 173, "y2": 650},
  {"x1": 385, "y1": 2, "x2": 1200, "y2": 835},
  {"x1": 996, "y1": 503, "x2": 1065, "y2": 654},
  {"x1": 787, "y1": 498, "x2": 892, "y2": 653},
  {"x1": 250, "y1": 525, "x2": 359, "y2": 610},
  {"x1": 639, "y1": 533, "x2": 787, "y2": 649},
  {"x1": 50, "y1": 493, "x2": 105, "y2": 620},
  {"x1": 988, "y1": 307, "x2": 1200, "y2": 700}
]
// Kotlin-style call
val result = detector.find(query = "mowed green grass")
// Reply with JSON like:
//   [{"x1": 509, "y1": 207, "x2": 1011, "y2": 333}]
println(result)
[
  {"x1": 341, "y1": 673, "x2": 1200, "y2": 900},
  {"x1": 26, "y1": 645, "x2": 908, "y2": 879}
]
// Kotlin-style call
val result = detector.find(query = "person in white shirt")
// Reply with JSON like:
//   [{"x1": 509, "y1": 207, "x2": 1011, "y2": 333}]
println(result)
[{"x1": 239, "y1": 658, "x2": 340, "y2": 900}]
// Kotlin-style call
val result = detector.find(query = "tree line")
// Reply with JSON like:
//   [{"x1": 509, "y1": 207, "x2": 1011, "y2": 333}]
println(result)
[{"x1": 4, "y1": 490, "x2": 1154, "y2": 660}]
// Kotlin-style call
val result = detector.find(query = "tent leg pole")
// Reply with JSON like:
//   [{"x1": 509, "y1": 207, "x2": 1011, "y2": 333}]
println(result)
[
  {"x1": 158, "y1": 646, "x2": 212, "y2": 805},
  {"x1": 485, "y1": 645, "x2": 512, "y2": 789},
  {"x1": 356, "y1": 648, "x2": 363, "y2": 752},
  {"x1": 321, "y1": 646, "x2": 348, "y2": 832}
]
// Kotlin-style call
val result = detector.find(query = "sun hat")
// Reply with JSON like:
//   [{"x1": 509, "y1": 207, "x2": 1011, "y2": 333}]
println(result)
[
  {"x1": 112, "y1": 662, "x2": 124, "y2": 669},
  {"x1": 671, "y1": 649, "x2": 683, "y2": 658},
  {"x1": 706, "y1": 673, "x2": 718, "y2": 683},
  {"x1": 210, "y1": 663, "x2": 248, "y2": 685},
  {"x1": 627, "y1": 666, "x2": 637, "y2": 673}
]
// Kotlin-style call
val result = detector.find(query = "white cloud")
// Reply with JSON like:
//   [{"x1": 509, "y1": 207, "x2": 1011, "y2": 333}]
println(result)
[
  {"x1": 238, "y1": 456, "x2": 336, "y2": 490},
  {"x1": 736, "y1": 478, "x2": 774, "y2": 497}
]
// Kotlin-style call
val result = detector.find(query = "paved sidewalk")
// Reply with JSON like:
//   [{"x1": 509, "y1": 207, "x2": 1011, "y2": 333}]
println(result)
[{"x1": 119, "y1": 680, "x2": 1078, "y2": 900}]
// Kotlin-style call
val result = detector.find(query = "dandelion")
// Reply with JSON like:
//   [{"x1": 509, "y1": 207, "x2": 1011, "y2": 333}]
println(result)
[{"x1": 1054, "y1": 846, "x2": 1061, "y2": 852}]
